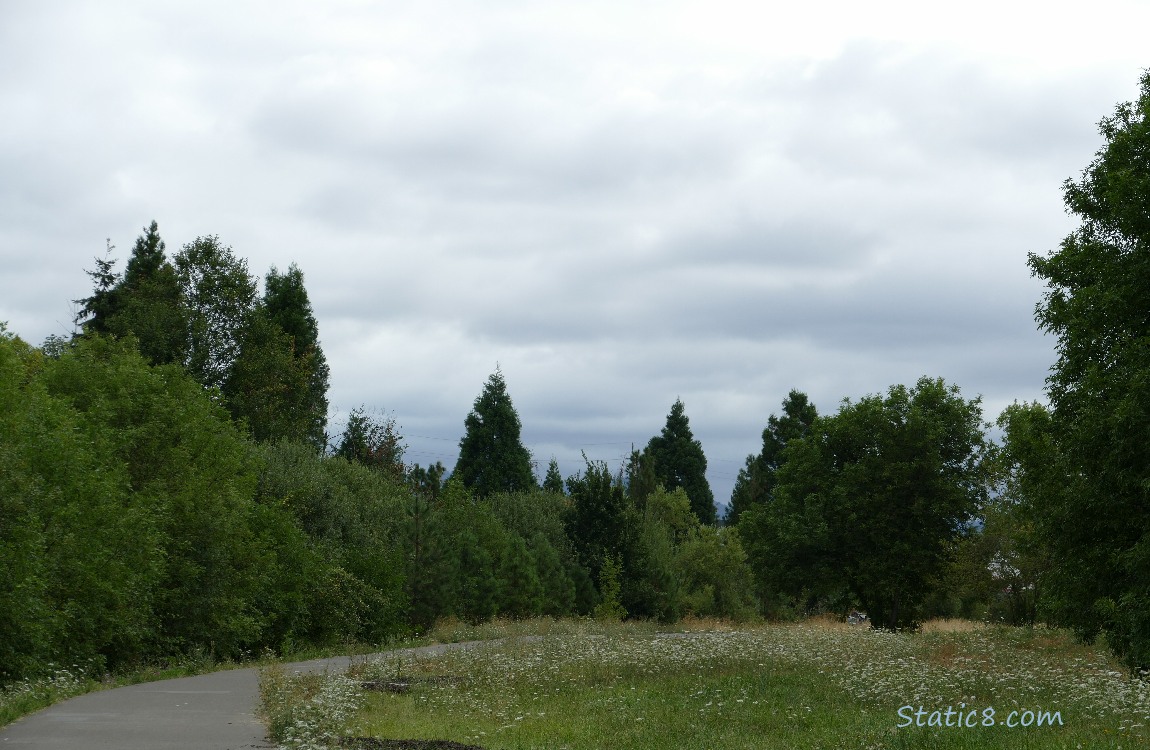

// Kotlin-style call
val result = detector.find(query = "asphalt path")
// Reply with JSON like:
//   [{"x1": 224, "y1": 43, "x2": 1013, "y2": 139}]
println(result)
[{"x1": 0, "y1": 642, "x2": 490, "y2": 749}]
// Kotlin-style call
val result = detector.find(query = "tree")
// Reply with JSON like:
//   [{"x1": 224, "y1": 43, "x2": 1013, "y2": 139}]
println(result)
[
  {"x1": 223, "y1": 306, "x2": 314, "y2": 445},
  {"x1": 261, "y1": 264, "x2": 330, "y2": 447},
  {"x1": 113, "y1": 221, "x2": 187, "y2": 366},
  {"x1": 335, "y1": 407, "x2": 406, "y2": 479},
  {"x1": 455, "y1": 368, "x2": 535, "y2": 497},
  {"x1": 74, "y1": 224, "x2": 186, "y2": 366},
  {"x1": 643, "y1": 399, "x2": 716, "y2": 524},
  {"x1": 542, "y1": 458, "x2": 565, "y2": 494},
  {"x1": 175, "y1": 236, "x2": 258, "y2": 391},
  {"x1": 1026, "y1": 71, "x2": 1150, "y2": 669},
  {"x1": 727, "y1": 390, "x2": 817, "y2": 525},
  {"x1": 73, "y1": 240, "x2": 121, "y2": 337},
  {"x1": 742, "y1": 377, "x2": 985, "y2": 628}
]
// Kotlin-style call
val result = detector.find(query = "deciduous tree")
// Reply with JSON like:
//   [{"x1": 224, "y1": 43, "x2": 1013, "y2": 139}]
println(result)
[{"x1": 1027, "y1": 71, "x2": 1150, "y2": 668}]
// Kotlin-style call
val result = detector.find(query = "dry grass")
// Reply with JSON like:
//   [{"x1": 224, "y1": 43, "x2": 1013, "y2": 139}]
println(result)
[{"x1": 921, "y1": 618, "x2": 985, "y2": 633}]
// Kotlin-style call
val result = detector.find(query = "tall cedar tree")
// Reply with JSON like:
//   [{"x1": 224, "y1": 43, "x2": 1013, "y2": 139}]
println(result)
[
  {"x1": 727, "y1": 390, "x2": 817, "y2": 525},
  {"x1": 1027, "y1": 71, "x2": 1150, "y2": 670},
  {"x1": 644, "y1": 399, "x2": 716, "y2": 524},
  {"x1": 226, "y1": 264, "x2": 330, "y2": 448},
  {"x1": 263, "y1": 264, "x2": 330, "y2": 445},
  {"x1": 455, "y1": 368, "x2": 535, "y2": 497}
]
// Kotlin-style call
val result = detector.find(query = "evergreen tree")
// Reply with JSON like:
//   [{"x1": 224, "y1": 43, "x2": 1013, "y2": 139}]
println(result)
[
  {"x1": 222, "y1": 305, "x2": 314, "y2": 445},
  {"x1": 224, "y1": 265, "x2": 329, "y2": 447},
  {"x1": 499, "y1": 535, "x2": 543, "y2": 618},
  {"x1": 727, "y1": 390, "x2": 817, "y2": 525},
  {"x1": 74, "y1": 240, "x2": 121, "y2": 337},
  {"x1": 335, "y1": 407, "x2": 406, "y2": 479},
  {"x1": 542, "y1": 458, "x2": 564, "y2": 494},
  {"x1": 644, "y1": 399, "x2": 716, "y2": 524},
  {"x1": 455, "y1": 368, "x2": 536, "y2": 497},
  {"x1": 262, "y1": 264, "x2": 329, "y2": 446},
  {"x1": 74, "y1": 224, "x2": 187, "y2": 366},
  {"x1": 112, "y1": 222, "x2": 187, "y2": 366}
]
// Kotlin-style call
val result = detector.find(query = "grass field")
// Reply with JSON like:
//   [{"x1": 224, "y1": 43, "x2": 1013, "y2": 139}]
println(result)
[{"x1": 260, "y1": 618, "x2": 1150, "y2": 750}]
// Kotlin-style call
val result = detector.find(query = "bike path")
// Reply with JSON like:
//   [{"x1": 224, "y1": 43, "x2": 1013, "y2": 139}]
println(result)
[{"x1": 0, "y1": 643, "x2": 487, "y2": 749}]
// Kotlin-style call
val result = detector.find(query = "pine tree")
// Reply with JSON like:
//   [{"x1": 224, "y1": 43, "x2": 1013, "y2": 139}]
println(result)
[
  {"x1": 644, "y1": 399, "x2": 716, "y2": 524},
  {"x1": 455, "y1": 368, "x2": 536, "y2": 497}
]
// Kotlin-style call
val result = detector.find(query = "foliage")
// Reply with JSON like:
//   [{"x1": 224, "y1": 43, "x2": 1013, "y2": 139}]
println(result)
[
  {"x1": 643, "y1": 399, "x2": 716, "y2": 524},
  {"x1": 261, "y1": 264, "x2": 330, "y2": 448},
  {"x1": 174, "y1": 235, "x2": 259, "y2": 391},
  {"x1": 1027, "y1": 71, "x2": 1150, "y2": 671},
  {"x1": 593, "y1": 554, "x2": 627, "y2": 621},
  {"x1": 542, "y1": 457, "x2": 565, "y2": 494},
  {"x1": 455, "y1": 368, "x2": 536, "y2": 497},
  {"x1": 335, "y1": 407, "x2": 406, "y2": 479},
  {"x1": 727, "y1": 390, "x2": 817, "y2": 525},
  {"x1": 742, "y1": 377, "x2": 986, "y2": 628}
]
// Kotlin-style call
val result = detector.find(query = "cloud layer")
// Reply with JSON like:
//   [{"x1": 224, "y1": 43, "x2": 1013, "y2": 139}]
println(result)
[{"x1": 3, "y1": 0, "x2": 1146, "y2": 505}]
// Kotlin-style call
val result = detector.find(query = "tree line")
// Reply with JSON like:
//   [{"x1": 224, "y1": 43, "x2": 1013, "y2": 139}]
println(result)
[{"x1": 4, "y1": 70, "x2": 1150, "y2": 682}]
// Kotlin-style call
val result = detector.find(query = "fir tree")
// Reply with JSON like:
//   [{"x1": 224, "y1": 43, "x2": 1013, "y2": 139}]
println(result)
[
  {"x1": 455, "y1": 368, "x2": 535, "y2": 497},
  {"x1": 644, "y1": 399, "x2": 716, "y2": 524},
  {"x1": 542, "y1": 457, "x2": 564, "y2": 494}
]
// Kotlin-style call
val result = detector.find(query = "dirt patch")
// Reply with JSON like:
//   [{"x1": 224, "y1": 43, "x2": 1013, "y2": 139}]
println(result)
[{"x1": 339, "y1": 739, "x2": 485, "y2": 750}]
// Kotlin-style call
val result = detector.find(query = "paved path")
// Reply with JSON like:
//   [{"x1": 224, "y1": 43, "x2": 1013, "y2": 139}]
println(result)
[{"x1": 0, "y1": 642, "x2": 490, "y2": 749}]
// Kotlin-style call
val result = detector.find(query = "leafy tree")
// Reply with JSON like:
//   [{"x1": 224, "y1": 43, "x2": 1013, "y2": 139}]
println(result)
[
  {"x1": 565, "y1": 457, "x2": 628, "y2": 583},
  {"x1": 174, "y1": 236, "x2": 258, "y2": 391},
  {"x1": 39, "y1": 335, "x2": 268, "y2": 658},
  {"x1": 727, "y1": 390, "x2": 817, "y2": 525},
  {"x1": 0, "y1": 332, "x2": 160, "y2": 678},
  {"x1": 643, "y1": 399, "x2": 716, "y2": 524},
  {"x1": 743, "y1": 377, "x2": 985, "y2": 628},
  {"x1": 676, "y1": 526, "x2": 758, "y2": 620},
  {"x1": 1027, "y1": 71, "x2": 1150, "y2": 669},
  {"x1": 455, "y1": 368, "x2": 535, "y2": 497}
]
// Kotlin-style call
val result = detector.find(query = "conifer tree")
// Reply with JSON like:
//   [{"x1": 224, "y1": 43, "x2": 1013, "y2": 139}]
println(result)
[
  {"x1": 455, "y1": 368, "x2": 536, "y2": 497},
  {"x1": 727, "y1": 390, "x2": 817, "y2": 525},
  {"x1": 542, "y1": 458, "x2": 564, "y2": 494},
  {"x1": 644, "y1": 399, "x2": 716, "y2": 524}
]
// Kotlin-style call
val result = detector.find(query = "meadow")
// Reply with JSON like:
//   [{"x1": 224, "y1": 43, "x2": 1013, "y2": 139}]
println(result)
[{"x1": 259, "y1": 618, "x2": 1150, "y2": 750}]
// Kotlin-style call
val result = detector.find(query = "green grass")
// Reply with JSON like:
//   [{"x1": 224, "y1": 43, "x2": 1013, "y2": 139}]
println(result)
[{"x1": 317, "y1": 619, "x2": 1150, "y2": 750}]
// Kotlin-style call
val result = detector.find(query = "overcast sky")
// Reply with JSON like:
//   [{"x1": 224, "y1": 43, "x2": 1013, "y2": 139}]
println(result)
[{"x1": 2, "y1": 1, "x2": 1147, "y2": 508}]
